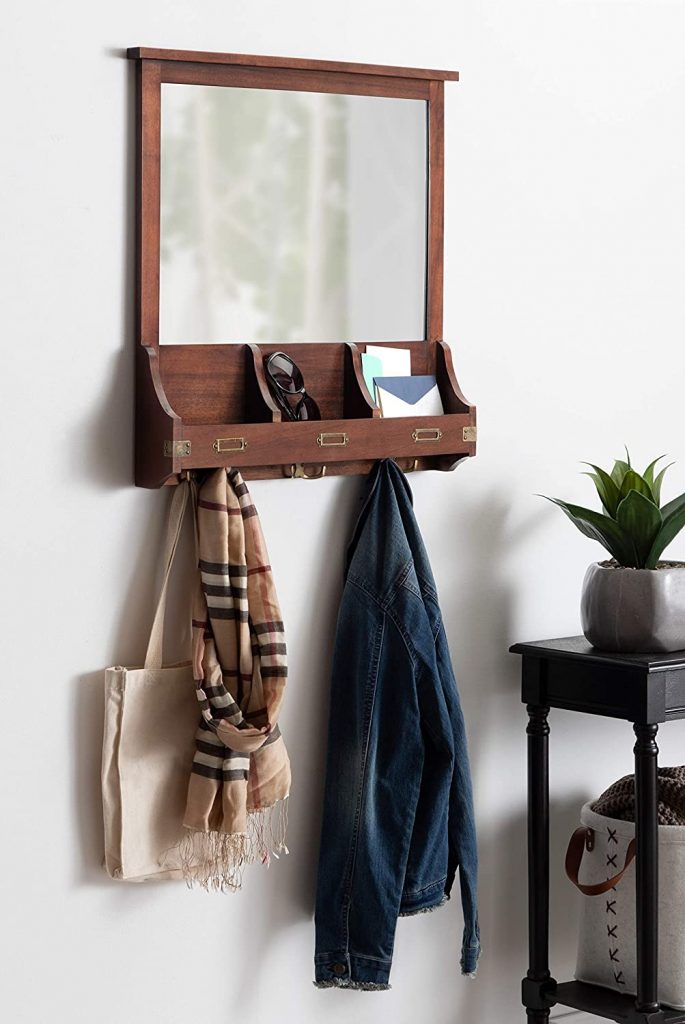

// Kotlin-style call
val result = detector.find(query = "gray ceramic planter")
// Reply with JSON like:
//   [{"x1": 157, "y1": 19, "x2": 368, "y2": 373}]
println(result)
[{"x1": 581, "y1": 561, "x2": 685, "y2": 653}]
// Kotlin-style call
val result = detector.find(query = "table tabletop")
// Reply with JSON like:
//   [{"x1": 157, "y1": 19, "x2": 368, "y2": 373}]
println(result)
[{"x1": 510, "y1": 636, "x2": 685, "y2": 724}]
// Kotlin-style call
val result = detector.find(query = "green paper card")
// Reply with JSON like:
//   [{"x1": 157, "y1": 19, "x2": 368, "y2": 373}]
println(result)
[{"x1": 361, "y1": 354, "x2": 383, "y2": 401}]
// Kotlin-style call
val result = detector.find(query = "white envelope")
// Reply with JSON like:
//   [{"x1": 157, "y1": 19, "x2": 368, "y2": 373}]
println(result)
[
  {"x1": 365, "y1": 345, "x2": 411, "y2": 381},
  {"x1": 375, "y1": 375, "x2": 444, "y2": 418}
]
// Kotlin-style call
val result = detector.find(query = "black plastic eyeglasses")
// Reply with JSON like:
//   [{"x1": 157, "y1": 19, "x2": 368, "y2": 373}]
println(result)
[{"x1": 264, "y1": 351, "x2": 321, "y2": 422}]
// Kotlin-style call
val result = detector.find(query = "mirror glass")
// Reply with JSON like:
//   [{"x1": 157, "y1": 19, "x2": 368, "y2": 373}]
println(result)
[{"x1": 159, "y1": 84, "x2": 428, "y2": 344}]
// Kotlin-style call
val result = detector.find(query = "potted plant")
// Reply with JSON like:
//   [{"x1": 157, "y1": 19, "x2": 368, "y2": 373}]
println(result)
[{"x1": 543, "y1": 452, "x2": 685, "y2": 652}]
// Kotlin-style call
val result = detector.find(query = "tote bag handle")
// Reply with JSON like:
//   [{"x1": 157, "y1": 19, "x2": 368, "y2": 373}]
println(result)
[
  {"x1": 565, "y1": 826, "x2": 636, "y2": 896},
  {"x1": 144, "y1": 481, "x2": 191, "y2": 670}
]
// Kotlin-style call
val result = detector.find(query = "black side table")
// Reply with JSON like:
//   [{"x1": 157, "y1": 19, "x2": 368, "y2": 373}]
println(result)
[{"x1": 510, "y1": 636, "x2": 685, "y2": 1024}]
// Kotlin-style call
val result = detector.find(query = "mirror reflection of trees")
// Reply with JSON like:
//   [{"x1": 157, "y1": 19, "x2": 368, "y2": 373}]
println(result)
[
  {"x1": 161, "y1": 86, "x2": 349, "y2": 344},
  {"x1": 160, "y1": 85, "x2": 428, "y2": 345}
]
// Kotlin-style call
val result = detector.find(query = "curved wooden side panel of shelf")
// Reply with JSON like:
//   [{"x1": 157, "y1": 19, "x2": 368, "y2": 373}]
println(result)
[
  {"x1": 436, "y1": 340, "x2": 473, "y2": 413},
  {"x1": 344, "y1": 343, "x2": 380, "y2": 419},
  {"x1": 246, "y1": 344, "x2": 282, "y2": 422},
  {"x1": 136, "y1": 345, "x2": 182, "y2": 487},
  {"x1": 433, "y1": 339, "x2": 476, "y2": 470}
]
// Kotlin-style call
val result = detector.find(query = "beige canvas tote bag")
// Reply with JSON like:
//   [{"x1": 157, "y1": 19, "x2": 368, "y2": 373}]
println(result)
[{"x1": 102, "y1": 483, "x2": 198, "y2": 882}]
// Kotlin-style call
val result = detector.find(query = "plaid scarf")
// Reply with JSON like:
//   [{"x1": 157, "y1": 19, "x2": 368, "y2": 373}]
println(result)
[{"x1": 179, "y1": 468, "x2": 291, "y2": 890}]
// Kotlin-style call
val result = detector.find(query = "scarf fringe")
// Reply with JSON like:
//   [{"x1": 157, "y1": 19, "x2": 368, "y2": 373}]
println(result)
[{"x1": 178, "y1": 797, "x2": 290, "y2": 892}]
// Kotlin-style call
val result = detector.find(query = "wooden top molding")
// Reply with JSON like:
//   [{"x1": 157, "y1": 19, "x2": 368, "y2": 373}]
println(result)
[{"x1": 126, "y1": 47, "x2": 459, "y2": 81}]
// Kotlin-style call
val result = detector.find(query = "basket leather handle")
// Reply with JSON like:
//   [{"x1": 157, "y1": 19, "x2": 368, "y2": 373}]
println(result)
[{"x1": 565, "y1": 827, "x2": 636, "y2": 896}]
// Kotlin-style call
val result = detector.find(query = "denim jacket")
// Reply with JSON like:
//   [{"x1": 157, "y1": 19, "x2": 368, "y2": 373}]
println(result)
[{"x1": 315, "y1": 460, "x2": 480, "y2": 990}]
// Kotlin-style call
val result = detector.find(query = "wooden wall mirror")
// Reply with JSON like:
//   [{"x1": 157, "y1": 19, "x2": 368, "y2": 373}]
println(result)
[{"x1": 129, "y1": 48, "x2": 476, "y2": 486}]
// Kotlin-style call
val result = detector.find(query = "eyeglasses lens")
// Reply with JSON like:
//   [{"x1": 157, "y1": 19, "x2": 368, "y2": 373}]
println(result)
[
  {"x1": 265, "y1": 352, "x2": 320, "y2": 421},
  {"x1": 268, "y1": 354, "x2": 303, "y2": 393},
  {"x1": 295, "y1": 394, "x2": 321, "y2": 421}
]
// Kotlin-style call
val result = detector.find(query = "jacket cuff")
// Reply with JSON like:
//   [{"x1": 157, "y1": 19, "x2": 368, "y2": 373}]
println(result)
[
  {"x1": 314, "y1": 952, "x2": 391, "y2": 990},
  {"x1": 460, "y1": 941, "x2": 481, "y2": 977}
]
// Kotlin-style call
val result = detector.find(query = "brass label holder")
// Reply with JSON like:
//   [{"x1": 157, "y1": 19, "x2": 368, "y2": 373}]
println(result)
[
  {"x1": 317, "y1": 432, "x2": 349, "y2": 447},
  {"x1": 213, "y1": 437, "x2": 248, "y2": 453},
  {"x1": 412, "y1": 427, "x2": 443, "y2": 443}
]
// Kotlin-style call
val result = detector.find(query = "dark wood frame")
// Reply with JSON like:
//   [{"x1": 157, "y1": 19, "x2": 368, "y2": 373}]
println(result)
[{"x1": 128, "y1": 47, "x2": 476, "y2": 486}]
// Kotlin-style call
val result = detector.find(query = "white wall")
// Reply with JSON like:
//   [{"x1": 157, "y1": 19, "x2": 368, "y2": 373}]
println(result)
[{"x1": 3, "y1": 2, "x2": 685, "y2": 1022}]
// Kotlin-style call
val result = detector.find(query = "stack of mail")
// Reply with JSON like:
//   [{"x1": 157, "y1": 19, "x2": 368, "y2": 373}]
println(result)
[{"x1": 361, "y1": 344, "x2": 444, "y2": 418}]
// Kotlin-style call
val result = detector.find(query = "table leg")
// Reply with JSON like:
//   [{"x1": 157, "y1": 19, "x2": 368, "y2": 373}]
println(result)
[
  {"x1": 524, "y1": 704, "x2": 553, "y2": 1023},
  {"x1": 633, "y1": 723, "x2": 659, "y2": 1015}
]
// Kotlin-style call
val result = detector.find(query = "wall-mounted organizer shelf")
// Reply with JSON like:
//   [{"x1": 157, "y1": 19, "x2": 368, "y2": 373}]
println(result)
[{"x1": 129, "y1": 47, "x2": 476, "y2": 486}]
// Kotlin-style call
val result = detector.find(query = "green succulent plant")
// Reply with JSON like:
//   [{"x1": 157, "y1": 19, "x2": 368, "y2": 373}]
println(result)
[{"x1": 542, "y1": 450, "x2": 685, "y2": 569}]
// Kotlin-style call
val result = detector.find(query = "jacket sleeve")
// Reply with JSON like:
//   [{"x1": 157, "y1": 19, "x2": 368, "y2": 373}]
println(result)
[{"x1": 435, "y1": 621, "x2": 481, "y2": 976}]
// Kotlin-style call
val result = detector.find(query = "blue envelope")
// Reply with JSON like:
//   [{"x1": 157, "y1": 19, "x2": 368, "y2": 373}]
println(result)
[{"x1": 374, "y1": 375, "x2": 444, "y2": 418}]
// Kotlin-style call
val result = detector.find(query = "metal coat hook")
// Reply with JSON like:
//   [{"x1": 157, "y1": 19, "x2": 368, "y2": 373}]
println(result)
[
  {"x1": 394, "y1": 458, "x2": 418, "y2": 474},
  {"x1": 285, "y1": 463, "x2": 327, "y2": 480}
]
